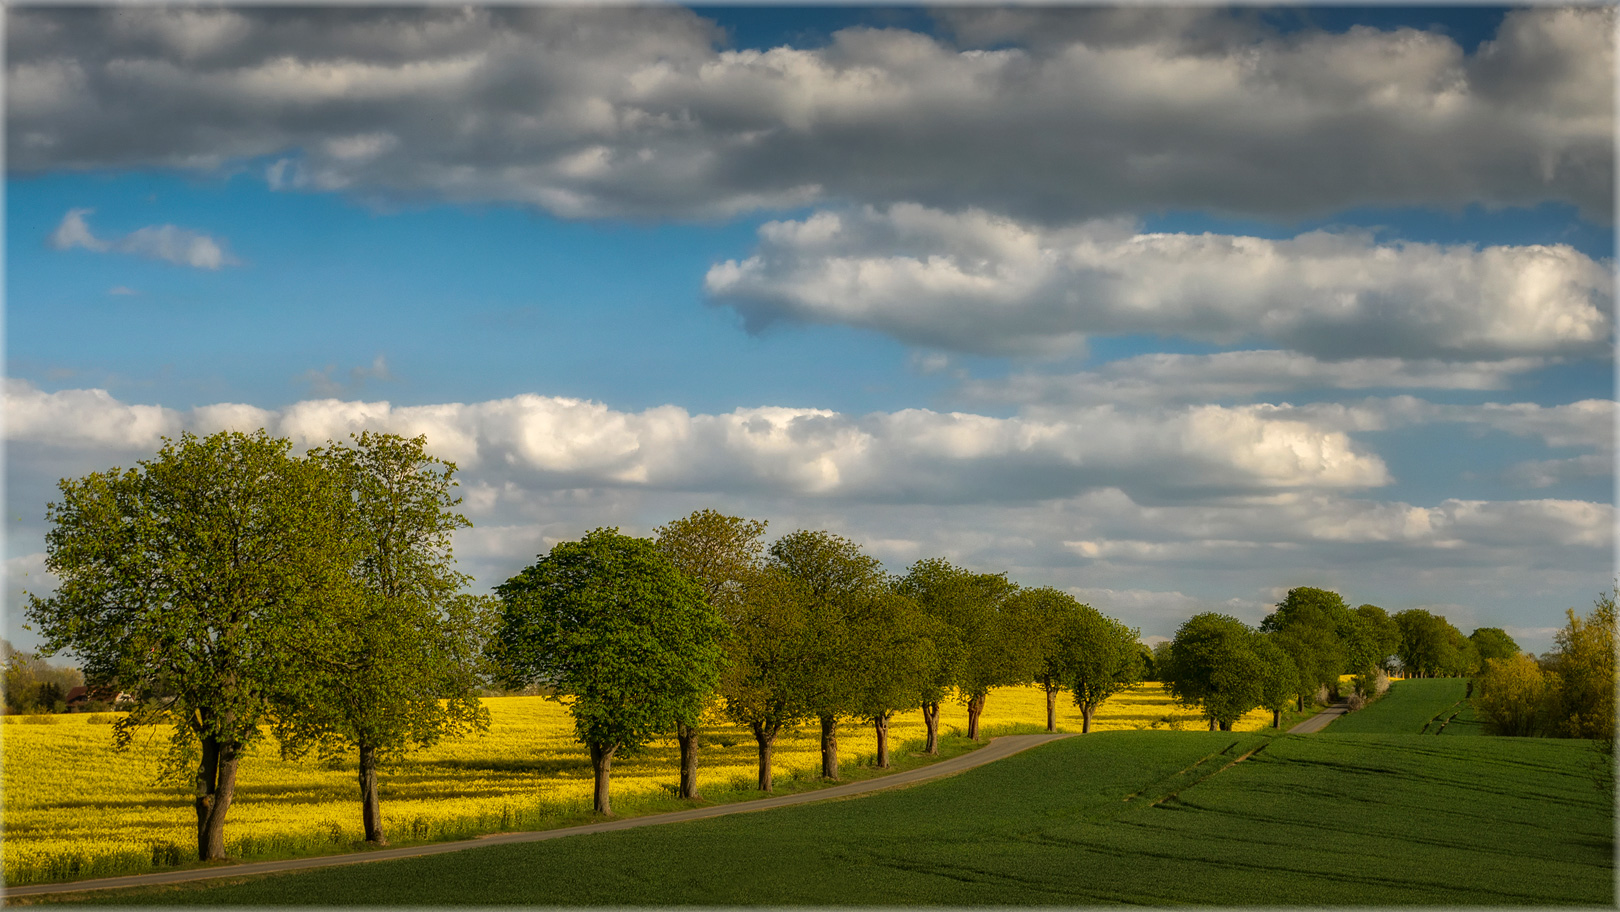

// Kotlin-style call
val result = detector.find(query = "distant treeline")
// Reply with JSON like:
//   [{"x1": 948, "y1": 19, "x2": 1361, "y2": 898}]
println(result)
[{"x1": 2, "y1": 640, "x2": 84, "y2": 714}]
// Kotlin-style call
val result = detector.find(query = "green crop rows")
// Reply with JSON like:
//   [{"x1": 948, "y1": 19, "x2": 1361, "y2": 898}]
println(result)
[
  {"x1": 45, "y1": 728, "x2": 1612, "y2": 907},
  {"x1": 1326, "y1": 678, "x2": 1471, "y2": 735}
]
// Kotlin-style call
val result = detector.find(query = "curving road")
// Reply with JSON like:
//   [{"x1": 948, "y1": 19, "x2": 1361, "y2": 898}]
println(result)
[
  {"x1": 5, "y1": 732, "x2": 1075, "y2": 900},
  {"x1": 1286, "y1": 702, "x2": 1350, "y2": 734}
]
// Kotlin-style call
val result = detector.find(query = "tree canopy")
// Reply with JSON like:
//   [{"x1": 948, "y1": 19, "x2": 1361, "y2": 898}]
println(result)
[
  {"x1": 897, "y1": 558, "x2": 1028, "y2": 741},
  {"x1": 1262, "y1": 587, "x2": 1356, "y2": 703},
  {"x1": 1394, "y1": 609, "x2": 1475, "y2": 677},
  {"x1": 1468, "y1": 627, "x2": 1520, "y2": 665}
]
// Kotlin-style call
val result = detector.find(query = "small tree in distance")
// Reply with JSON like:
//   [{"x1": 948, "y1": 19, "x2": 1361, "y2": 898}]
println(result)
[
  {"x1": 492, "y1": 529, "x2": 726, "y2": 815},
  {"x1": 1058, "y1": 604, "x2": 1144, "y2": 733},
  {"x1": 1167, "y1": 613, "x2": 1264, "y2": 731},
  {"x1": 1253, "y1": 634, "x2": 1299, "y2": 728}
]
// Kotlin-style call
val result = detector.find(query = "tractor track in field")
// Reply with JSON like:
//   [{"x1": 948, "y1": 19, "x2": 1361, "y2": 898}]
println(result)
[{"x1": 5, "y1": 732, "x2": 1074, "y2": 901}]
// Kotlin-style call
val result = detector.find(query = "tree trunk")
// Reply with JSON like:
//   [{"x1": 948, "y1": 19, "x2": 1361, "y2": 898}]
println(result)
[
  {"x1": 1296, "y1": 693, "x2": 1304, "y2": 712},
  {"x1": 921, "y1": 702, "x2": 940, "y2": 755},
  {"x1": 874, "y1": 714, "x2": 891, "y2": 769},
  {"x1": 752, "y1": 722, "x2": 778, "y2": 792},
  {"x1": 1081, "y1": 704, "x2": 1094, "y2": 734},
  {"x1": 1044, "y1": 683, "x2": 1058, "y2": 733},
  {"x1": 966, "y1": 693, "x2": 986, "y2": 741},
  {"x1": 819, "y1": 714, "x2": 839, "y2": 780},
  {"x1": 359, "y1": 740, "x2": 386, "y2": 845},
  {"x1": 1272, "y1": 708, "x2": 1281, "y2": 729},
  {"x1": 676, "y1": 724, "x2": 700, "y2": 800},
  {"x1": 1219, "y1": 720, "x2": 1233, "y2": 732},
  {"x1": 193, "y1": 734, "x2": 239, "y2": 861},
  {"x1": 589, "y1": 742, "x2": 616, "y2": 815},
  {"x1": 1208, "y1": 717, "x2": 1216, "y2": 731}
]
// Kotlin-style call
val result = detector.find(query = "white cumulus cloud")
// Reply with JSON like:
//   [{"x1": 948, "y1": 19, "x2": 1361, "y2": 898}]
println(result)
[
  {"x1": 706, "y1": 205, "x2": 1613, "y2": 360},
  {"x1": 2, "y1": 380, "x2": 1388, "y2": 507},
  {"x1": 48, "y1": 208, "x2": 237, "y2": 269}
]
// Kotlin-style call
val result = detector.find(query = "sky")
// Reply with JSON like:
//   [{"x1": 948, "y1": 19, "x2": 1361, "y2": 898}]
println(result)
[{"x1": 4, "y1": 4, "x2": 1615, "y2": 656}]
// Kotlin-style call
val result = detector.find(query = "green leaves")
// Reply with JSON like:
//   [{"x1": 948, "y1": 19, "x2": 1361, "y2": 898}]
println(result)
[
  {"x1": 271, "y1": 432, "x2": 487, "y2": 765},
  {"x1": 28, "y1": 430, "x2": 348, "y2": 757},
  {"x1": 1166, "y1": 613, "x2": 1265, "y2": 729},
  {"x1": 493, "y1": 529, "x2": 726, "y2": 755},
  {"x1": 1055, "y1": 602, "x2": 1144, "y2": 717},
  {"x1": 898, "y1": 558, "x2": 1026, "y2": 703}
]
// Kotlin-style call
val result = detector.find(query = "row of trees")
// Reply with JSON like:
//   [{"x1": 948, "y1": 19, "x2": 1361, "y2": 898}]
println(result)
[
  {"x1": 26, "y1": 431, "x2": 1147, "y2": 862},
  {"x1": 490, "y1": 512, "x2": 1148, "y2": 815},
  {"x1": 33, "y1": 430, "x2": 1601, "y2": 864}
]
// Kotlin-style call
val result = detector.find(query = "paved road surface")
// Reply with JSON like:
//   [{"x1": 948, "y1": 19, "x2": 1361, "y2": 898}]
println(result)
[
  {"x1": 6, "y1": 732, "x2": 1074, "y2": 900},
  {"x1": 1287, "y1": 702, "x2": 1350, "y2": 734}
]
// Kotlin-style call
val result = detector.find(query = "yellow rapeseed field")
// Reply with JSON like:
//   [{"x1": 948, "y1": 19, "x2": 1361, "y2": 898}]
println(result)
[{"x1": 2, "y1": 684, "x2": 1273, "y2": 885}]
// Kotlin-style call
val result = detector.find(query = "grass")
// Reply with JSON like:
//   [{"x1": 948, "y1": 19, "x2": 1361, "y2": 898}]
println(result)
[
  {"x1": 5, "y1": 683, "x2": 1279, "y2": 886},
  {"x1": 35, "y1": 728, "x2": 1611, "y2": 906},
  {"x1": 1325, "y1": 677, "x2": 1470, "y2": 734}
]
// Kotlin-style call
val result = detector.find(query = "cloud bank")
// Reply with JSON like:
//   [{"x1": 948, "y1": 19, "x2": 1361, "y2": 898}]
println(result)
[
  {"x1": 8, "y1": 6, "x2": 1611, "y2": 220},
  {"x1": 3, "y1": 379, "x2": 1390, "y2": 505}
]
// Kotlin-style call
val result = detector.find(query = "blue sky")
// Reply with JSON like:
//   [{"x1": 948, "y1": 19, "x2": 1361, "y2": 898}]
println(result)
[{"x1": 6, "y1": 5, "x2": 1614, "y2": 654}]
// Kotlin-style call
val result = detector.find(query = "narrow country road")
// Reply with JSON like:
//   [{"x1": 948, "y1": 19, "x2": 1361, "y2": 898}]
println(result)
[
  {"x1": 1287, "y1": 702, "x2": 1350, "y2": 734},
  {"x1": 5, "y1": 732, "x2": 1074, "y2": 900}
]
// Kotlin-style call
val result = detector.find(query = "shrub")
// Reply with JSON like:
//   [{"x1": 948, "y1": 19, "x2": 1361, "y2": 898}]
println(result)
[
  {"x1": 1345, "y1": 693, "x2": 1367, "y2": 711},
  {"x1": 1472, "y1": 654, "x2": 1550, "y2": 736}
]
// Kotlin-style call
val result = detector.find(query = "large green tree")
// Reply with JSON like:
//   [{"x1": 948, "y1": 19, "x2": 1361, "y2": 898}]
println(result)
[
  {"x1": 1166, "y1": 613, "x2": 1264, "y2": 731},
  {"x1": 25, "y1": 430, "x2": 349, "y2": 860},
  {"x1": 850, "y1": 587, "x2": 941, "y2": 768},
  {"x1": 271, "y1": 433, "x2": 489, "y2": 844},
  {"x1": 767, "y1": 529, "x2": 887, "y2": 780},
  {"x1": 654, "y1": 508, "x2": 768, "y2": 798},
  {"x1": 492, "y1": 529, "x2": 726, "y2": 815},
  {"x1": 1352, "y1": 604, "x2": 1402, "y2": 673}
]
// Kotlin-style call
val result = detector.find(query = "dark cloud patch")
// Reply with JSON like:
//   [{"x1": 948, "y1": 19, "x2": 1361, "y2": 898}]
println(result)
[{"x1": 7, "y1": 7, "x2": 1611, "y2": 221}]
